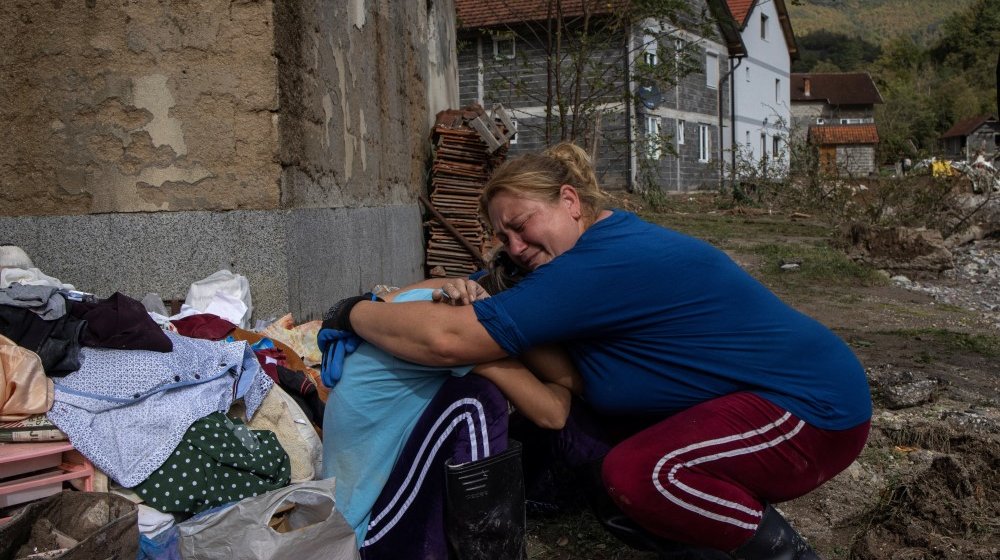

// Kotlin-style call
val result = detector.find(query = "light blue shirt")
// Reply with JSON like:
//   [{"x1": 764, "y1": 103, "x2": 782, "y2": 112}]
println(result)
[{"x1": 321, "y1": 289, "x2": 473, "y2": 544}]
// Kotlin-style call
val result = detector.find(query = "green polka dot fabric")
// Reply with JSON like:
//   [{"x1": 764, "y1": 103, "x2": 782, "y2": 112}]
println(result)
[{"x1": 133, "y1": 412, "x2": 291, "y2": 514}]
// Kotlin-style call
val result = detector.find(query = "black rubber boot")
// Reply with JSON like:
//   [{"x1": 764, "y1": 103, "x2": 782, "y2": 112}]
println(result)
[
  {"x1": 445, "y1": 441, "x2": 527, "y2": 560},
  {"x1": 731, "y1": 505, "x2": 820, "y2": 560},
  {"x1": 578, "y1": 460, "x2": 730, "y2": 560}
]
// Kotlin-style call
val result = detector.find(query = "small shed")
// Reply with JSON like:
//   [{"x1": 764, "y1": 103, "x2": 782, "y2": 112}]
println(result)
[
  {"x1": 809, "y1": 123, "x2": 879, "y2": 177},
  {"x1": 940, "y1": 115, "x2": 999, "y2": 162}
]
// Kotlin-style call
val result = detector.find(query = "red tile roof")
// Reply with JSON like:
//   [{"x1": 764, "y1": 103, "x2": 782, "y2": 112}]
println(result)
[
  {"x1": 725, "y1": 0, "x2": 754, "y2": 26},
  {"x1": 941, "y1": 115, "x2": 998, "y2": 138},
  {"x1": 455, "y1": 0, "x2": 619, "y2": 29},
  {"x1": 791, "y1": 73, "x2": 883, "y2": 105},
  {"x1": 809, "y1": 124, "x2": 879, "y2": 145}
]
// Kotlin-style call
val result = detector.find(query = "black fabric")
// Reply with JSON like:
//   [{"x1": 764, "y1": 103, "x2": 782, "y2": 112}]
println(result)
[
  {"x1": 0, "y1": 304, "x2": 85, "y2": 376},
  {"x1": 321, "y1": 292, "x2": 382, "y2": 332},
  {"x1": 69, "y1": 292, "x2": 172, "y2": 352},
  {"x1": 276, "y1": 364, "x2": 325, "y2": 427}
]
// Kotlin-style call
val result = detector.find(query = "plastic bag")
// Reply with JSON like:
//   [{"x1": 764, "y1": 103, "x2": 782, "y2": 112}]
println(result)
[{"x1": 177, "y1": 478, "x2": 358, "y2": 560}]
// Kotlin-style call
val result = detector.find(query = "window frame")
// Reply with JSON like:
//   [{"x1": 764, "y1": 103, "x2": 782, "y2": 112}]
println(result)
[
  {"x1": 698, "y1": 124, "x2": 710, "y2": 163},
  {"x1": 646, "y1": 116, "x2": 662, "y2": 160},
  {"x1": 706, "y1": 51, "x2": 719, "y2": 89},
  {"x1": 761, "y1": 13, "x2": 769, "y2": 41},
  {"x1": 492, "y1": 34, "x2": 515, "y2": 60},
  {"x1": 642, "y1": 34, "x2": 658, "y2": 67}
]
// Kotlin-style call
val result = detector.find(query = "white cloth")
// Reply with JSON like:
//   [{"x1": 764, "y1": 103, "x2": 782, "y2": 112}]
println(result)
[
  {"x1": 182, "y1": 270, "x2": 253, "y2": 328},
  {"x1": 0, "y1": 267, "x2": 75, "y2": 290},
  {"x1": 138, "y1": 503, "x2": 176, "y2": 537}
]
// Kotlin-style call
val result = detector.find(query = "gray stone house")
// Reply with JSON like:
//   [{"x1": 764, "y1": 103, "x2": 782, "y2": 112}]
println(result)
[
  {"x1": 455, "y1": 0, "x2": 745, "y2": 192},
  {"x1": 790, "y1": 72, "x2": 883, "y2": 176}
]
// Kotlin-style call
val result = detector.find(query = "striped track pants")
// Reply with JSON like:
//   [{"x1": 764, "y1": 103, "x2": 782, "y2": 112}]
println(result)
[{"x1": 360, "y1": 375, "x2": 509, "y2": 560}]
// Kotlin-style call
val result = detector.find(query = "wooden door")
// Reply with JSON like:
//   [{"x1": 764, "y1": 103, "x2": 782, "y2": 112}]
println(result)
[{"x1": 819, "y1": 146, "x2": 836, "y2": 175}]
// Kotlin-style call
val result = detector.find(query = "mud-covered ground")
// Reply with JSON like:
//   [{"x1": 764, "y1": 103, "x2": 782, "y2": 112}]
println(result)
[{"x1": 525, "y1": 195, "x2": 1000, "y2": 559}]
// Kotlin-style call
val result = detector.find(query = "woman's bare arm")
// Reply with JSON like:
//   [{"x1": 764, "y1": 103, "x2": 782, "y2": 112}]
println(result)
[{"x1": 472, "y1": 345, "x2": 581, "y2": 430}]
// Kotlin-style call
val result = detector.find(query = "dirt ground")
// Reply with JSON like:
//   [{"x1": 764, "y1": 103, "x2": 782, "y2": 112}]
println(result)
[{"x1": 524, "y1": 193, "x2": 1000, "y2": 559}]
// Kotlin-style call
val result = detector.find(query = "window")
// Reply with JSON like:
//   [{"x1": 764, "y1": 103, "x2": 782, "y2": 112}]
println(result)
[
  {"x1": 839, "y1": 117, "x2": 871, "y2": 124},
  {"x1": 761, "y1": 14, "x2": 769, "y2": 41},
  {"x1": 775, "y1": 78, "x2": 781, "y2": 103},
  {"x1": 508, "y1": 118, "x2": 518, "y2": 145},
  {"x1": 646, "y1": 116, "x2": 662, "y2": 160},
  {"x1": 706, "y1": 52, "x2": 718, "y2": 88},
  {"x1": 677, "y1": 120, "x2": 685, "y2": 145},
  {"x1": 698, "y1": 124, "x2": 710, "y2": 162},
  {"x1": 772, "y1": 135, "x2": 780, "y2": 157},
  {"x1": 492, "y1": 34, "x2": 515, "y2": 59},
  {"x1": 642, "y1": 34, "x2": 657, "y2": 66},
  {"x1": 745, "y1": 66, "x2": 751, "y2": 82},
  {"x1": 816, "y1": 118, "x2": 826, "y2": 125},
  {"x1": 761, "y1": 133, "x2": 767, "y2": 160}
]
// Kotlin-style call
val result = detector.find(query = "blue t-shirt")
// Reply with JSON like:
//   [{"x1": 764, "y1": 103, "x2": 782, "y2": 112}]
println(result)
[
  {"x1": 322, "y1": 289, "x2": 473, "y2": 544},
  {"x1": 473, "y1": 211, "x2": 871, "y2": 430}
]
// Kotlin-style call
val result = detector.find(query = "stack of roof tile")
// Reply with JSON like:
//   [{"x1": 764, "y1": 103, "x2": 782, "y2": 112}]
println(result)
[{"x1": 425, "y1": 105, "x2": 508, "y2": 277}]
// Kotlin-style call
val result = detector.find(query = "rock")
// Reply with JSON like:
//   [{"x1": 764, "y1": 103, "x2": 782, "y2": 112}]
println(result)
[{"x1": 871, "y1": 370, "x2": 939, "y2": 410}]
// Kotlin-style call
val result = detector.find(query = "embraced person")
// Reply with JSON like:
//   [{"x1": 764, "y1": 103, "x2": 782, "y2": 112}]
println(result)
[
  {"x1": 321, "y1": 259, "x2": 580, "y2": 560},
  {"x1": 326, "y1": 143, "x2": 872, "y2": 559}
]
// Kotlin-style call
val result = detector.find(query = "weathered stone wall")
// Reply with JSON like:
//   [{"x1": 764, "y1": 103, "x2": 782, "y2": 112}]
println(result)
[
  {"x1": 0, "y1": 0, "x2": 458, "y2": 320},
  {"x1": 1, "y1": 0, "x2": 280, "y2": 215},
  {"x1": 837, "y1": 144, "x2": 876, "y2": 177}
]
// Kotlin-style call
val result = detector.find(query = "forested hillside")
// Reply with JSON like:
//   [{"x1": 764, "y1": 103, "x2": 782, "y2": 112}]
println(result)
[
  {"x1": 787, "y1": 0, "x2": 975, "y2": 46},
  {"x1": 786, "y1": 0, "x2": 999, "y2": 163}
]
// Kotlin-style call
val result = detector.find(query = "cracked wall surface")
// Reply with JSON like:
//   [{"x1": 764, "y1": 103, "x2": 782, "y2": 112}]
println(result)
[
  {"x1": 0, "y1": 0, "x2": 458, "y2": 318},
  {"x1": 1, "y1": 0, "x2": 280, "y2": 215}
]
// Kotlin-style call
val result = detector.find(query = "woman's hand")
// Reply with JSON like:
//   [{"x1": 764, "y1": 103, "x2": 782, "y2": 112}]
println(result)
[{"x1": 432, "y1": 278, "x2": 490, "y2": 305}]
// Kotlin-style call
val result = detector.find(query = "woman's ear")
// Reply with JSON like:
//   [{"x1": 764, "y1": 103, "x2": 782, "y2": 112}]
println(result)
[{"x1": 560, "y1": 184, "x2": 582, "y2": 219}]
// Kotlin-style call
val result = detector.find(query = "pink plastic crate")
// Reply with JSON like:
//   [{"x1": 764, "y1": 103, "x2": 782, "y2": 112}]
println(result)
[{"x1": 0, "y1": 442, "x2": 94, "y2": 508}]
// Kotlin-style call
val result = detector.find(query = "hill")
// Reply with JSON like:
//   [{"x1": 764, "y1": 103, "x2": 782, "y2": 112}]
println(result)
[{"x1": 787, "y1": 0, "x2": 977, "y2": 46}]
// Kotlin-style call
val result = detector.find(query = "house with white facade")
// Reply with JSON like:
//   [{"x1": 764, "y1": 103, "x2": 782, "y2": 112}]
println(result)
[{"x1": 722, "y1": 0, "x2": 798, "y2": 178}]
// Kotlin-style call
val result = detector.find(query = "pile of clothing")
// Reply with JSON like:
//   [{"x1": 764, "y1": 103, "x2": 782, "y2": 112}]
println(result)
[{"x1": 0, "y1": 245, "x2": 330, "y2": 557}]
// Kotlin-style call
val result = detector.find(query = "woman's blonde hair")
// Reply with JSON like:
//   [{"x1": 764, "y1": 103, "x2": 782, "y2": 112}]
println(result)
[{"x1": 479, "y1": 142, "x2": 607, "y2": 225}]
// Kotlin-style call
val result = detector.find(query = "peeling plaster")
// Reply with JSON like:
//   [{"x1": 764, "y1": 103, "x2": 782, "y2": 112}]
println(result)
[
  {"x1": 322, "y1": 92, "x2": 333, "y2": 149},
  {"x1": 137, "y1": 165, "x2": 212, "y2": 187},
  {"x1": 133, "y1": 74, "x2": 187, "y2": 156},
  {"x1": 350, "y1": 0, "x2": 366, "y2": 30},
  {"x1": 335, "y1": 51, "x2": 354, "y2": 181}
]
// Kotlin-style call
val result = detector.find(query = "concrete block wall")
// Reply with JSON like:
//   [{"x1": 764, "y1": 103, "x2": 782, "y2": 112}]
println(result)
[{"x1": 1, "y1": 0, "x2": 458, "y2": 321}]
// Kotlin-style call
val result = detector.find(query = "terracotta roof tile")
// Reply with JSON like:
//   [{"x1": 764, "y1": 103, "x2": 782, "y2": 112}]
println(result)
[
  {"x1": 941, "y1": 115, "x2": 998, "y2": 138},
  {"x1": 455, "y1": 0, "x2": 618, "y2": 29},
  {"x1": 725, "y1": 0, "x2": 754, "y2": 26},
  {"x1": 809, "y1": 124, "x2": 879, "y2": 145},
  {"x1": 791, "y1": 73, "x2": 883, "y2": 105}
]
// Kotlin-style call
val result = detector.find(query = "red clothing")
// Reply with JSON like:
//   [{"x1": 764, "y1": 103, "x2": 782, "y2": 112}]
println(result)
[{"x1": 602, "y1": 392, "x2": 869, "y2": 550}]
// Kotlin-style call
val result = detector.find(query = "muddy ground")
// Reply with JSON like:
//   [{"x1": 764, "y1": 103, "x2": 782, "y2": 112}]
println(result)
[{"x1": 525, "y1": 194, "x2": 1000, "y2": 559}]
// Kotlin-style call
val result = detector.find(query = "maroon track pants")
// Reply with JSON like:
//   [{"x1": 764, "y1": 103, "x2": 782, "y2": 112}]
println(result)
[{"x1": 602, "y1": 392, "x2": 869, "y2": 551}]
